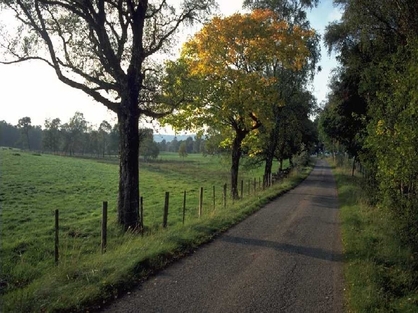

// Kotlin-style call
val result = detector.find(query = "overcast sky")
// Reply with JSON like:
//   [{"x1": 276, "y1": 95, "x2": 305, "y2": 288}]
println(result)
[{"x1": 0, "y1": 0, "x2": 340, "y2": 130}]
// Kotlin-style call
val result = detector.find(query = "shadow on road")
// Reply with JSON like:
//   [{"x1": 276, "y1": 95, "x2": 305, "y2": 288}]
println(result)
[{"x1": 220, "y1": 235, "x2": 343, "y2": 262}]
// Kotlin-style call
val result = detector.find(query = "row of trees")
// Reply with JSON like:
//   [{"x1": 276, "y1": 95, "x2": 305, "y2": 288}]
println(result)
[
  {"x1": 0, "y1": 114, "x2": 230, "y2": 158},
  {"x1": 0, "y1": 0, "x2": 319, "y2": 230},
  {"x1": 0, "y1": 114, "x2": 119, "y2": 156},
  {"x1": 161, "y1": 1, "x2": 320, "y2": 198},
  {"x1": 318, "y1": 0, "x2": 418, "y2": 253}
]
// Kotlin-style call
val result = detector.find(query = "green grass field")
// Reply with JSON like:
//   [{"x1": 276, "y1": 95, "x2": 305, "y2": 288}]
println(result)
[
  {"x1": 332, "y1": 161, "x2": 418, "y2": 312},
  {"x1": 0, "y1": 149, "x2": 307, "y2": 312}
]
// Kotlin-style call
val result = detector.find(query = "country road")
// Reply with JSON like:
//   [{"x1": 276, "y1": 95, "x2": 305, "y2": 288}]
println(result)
[{"x1": 103, "y1": 159, "x2": 344, "y2": 313}]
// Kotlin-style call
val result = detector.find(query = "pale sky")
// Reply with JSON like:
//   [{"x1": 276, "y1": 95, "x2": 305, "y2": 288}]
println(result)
[{"x1": 0, "y1": 0, "x2": 340, "y2": 130}]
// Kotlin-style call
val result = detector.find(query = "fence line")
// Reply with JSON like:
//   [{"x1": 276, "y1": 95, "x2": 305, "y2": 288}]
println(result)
[
  {"x1": 51, "y1": 171, "x2": 292, "y2": 263},
  {"x1": 55, "y1": 209, "x2": 59, "y2": 265},
  {"x1": 163, "y1": 192, "x2": 169, "y2": 228},
  {"x1": 101, "y1": 201, "x2": 108, "y2": 254}
]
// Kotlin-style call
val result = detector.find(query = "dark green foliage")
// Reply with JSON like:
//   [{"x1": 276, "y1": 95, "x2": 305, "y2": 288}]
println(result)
[
  {"x1": 0, "y1": 121, "x2": 21, "y2": 148},
  {"x1": 178, "y1": 142, "x2": 188, "y2": 159},
  {"x1": 319, "y1": 0, "x2": 418, "y2": 279},
  {"x1": 243, "y1": 0, "x2": 319, "y2": 25},
  {"x1": 43, "y1": 118, "x2": 62, "y2": 153},
  {"x1": 319, "y1": 69, "x2": 368, "y2": 159},
  {"x1": 139, "y1": 128, "x2": 160, "y2": 160},
  {"x1": 16, "y1": 117, "x2": 32, "y2": 150},
  {"x1": 0, "y1": 120, "x2": 43, "y2": 151}
]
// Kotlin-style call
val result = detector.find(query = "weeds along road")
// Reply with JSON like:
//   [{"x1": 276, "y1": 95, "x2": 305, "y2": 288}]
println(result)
[{"x1": 103, "y1": 159, "x2": 344, "y2": 313}]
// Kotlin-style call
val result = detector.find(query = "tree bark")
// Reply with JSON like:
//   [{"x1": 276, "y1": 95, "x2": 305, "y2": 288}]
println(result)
[
  {"x1": 262, "y1": 105, "x2": 283, "y2": 187},
  {"x1": 117, "y1": 98, "x2": 140, "y2": 231},
  {"x1": 264, "y1": 156, "x2": 273, "y2": 181},
  {"x1": 264, "y1": 119, "x2": 281, "y2": 180},
  {"x1": 351, "y1": 155, "x2": 357, "y2": 177},
  {"x1": 231, "y1": 131, "x2": 246, "y2": 200}
]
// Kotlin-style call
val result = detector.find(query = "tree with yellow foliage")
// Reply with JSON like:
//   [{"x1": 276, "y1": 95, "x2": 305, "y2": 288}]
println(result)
[{"x1": 163, "y1": 9, "x2": 314, "y2": 198}]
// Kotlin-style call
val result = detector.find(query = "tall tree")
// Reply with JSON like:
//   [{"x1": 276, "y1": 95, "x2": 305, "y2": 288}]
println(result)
[
  {"x1": 0, "y1": 1, "x2": 215, "y2": 230},
  {"x1": 17, "y1": 117, "x2": 32, "y2": 150},
  {"x1": 108, "y1": 123, "x2": 120, "y2": 156},
  {"x1": 178, "y1": 141, "x2": 188, "y2": 159},
  {"x1": 185, "y1": 136, "x2": 194, "y2": 154},
  {"x1": 322, "y1": 0, "x2": 418, "y2": 250},
  {"x1": 168, "y1": 136, "x2": 180, "y2": 153},
  {"x1": 88, "y1": 128, "x2": 101, "y2": 157},
  {"x1": 244, "y1": 0, "x2": 320, "y2": 180},
  {"x1": 43, "y1": 118, "x2": 62, "y2": 153},
  {"x1": 319, "y1": 69, "x2": 368, "y2": 175},
  {"x1": 157, "y1": 139, "x2": 167, "y2": 152},
  {"x1": 164, "y1": 9, "x2": 313, "y2": 198},
  {"x1": 98, "y1": 120, "x2": 112, "y2": 157},
  {"x1": 139, "y1": 128, "x2": 159, "y2": 160},
  {"x1": 61, "y1": 112, "x2": 88, "y2": 156}
]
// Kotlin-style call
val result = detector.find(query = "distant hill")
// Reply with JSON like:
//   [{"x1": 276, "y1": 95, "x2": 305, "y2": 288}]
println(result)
[{"x1": 153, "y1": 134, "x2": 195, "y2": 143}]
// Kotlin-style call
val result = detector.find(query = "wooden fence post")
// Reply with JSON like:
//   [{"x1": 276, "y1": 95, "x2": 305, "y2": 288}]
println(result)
[
  {"x1": 199, "y1": 187, "x2": 203, "y2": 217},
  {"x1": 183, "y1": 191, "x2": 186, "y2": 225},
  {"x1": 55, "y1": 209, "x2": 59, "y2": 265},
  {"x1": 254, "y1": 178, "x2": 257, "y2": 194},
  {"x1": 223, "y1": 183, "x2": 227, "y2": 208},
  {"x1": 101, "y1": 201, "x2": 108, "y2": 254},
  {"x1": 163, "y1": 192, "x2": 169, "y2": 228},
  {"x1": 248, "y1": 180, "x2": 251, "y2": 195},
  {"x1": 240, "y1": 180, "x2": 244, "y2": 199},
  {"x1": 212, "y1": 186, "x2": 215, "y2": 211},
  {"x1": 140, "y1": 196, "x2": 144, "y2": 236}
]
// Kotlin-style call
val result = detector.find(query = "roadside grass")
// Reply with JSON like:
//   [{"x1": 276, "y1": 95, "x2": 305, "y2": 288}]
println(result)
[
  {"x1": 332, "y1": 161, "x2": 418, "y2": 312},
  {"x1": 1, "y1": 149, "x2": 301, "y2": 312}
]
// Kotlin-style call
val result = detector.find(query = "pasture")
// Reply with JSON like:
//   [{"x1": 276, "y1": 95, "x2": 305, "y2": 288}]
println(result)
[{"x1": 0, "y1": 149, "x2": 306, "y2": 312}]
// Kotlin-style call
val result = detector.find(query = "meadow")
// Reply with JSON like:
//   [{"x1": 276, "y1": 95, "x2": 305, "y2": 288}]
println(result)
[{"x1": 0, "y1": 148, "x2": 309, "y2": 312}]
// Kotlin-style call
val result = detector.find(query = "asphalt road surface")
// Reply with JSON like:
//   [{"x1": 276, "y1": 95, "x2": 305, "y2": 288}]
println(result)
[{"x1": 103, "y1": 159, "x2": 344, "y2": 313}]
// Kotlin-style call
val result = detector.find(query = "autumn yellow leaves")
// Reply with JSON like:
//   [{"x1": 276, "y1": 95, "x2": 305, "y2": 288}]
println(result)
[
  {"x1": 164, "y1": 9, "x2": 315, "y2": 133},
  {"x1": 162, "y1": 9, "x2": 316, "y2": 198}
]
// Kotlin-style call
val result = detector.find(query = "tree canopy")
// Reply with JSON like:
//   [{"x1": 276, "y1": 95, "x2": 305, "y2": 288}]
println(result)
[
  {"x1": 318, "y1": 0, "x2": 418, "y2": 252},
  {"x1": 163, "y1": 9, "x2": 315, "y2": 198}
]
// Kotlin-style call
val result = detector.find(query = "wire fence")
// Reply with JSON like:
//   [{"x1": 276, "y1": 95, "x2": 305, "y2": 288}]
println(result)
[{"x1": 52, "y1": 171, "x2": 291, "y2": 264}]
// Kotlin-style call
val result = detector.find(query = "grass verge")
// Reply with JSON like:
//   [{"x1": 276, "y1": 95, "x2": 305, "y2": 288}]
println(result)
[{"x1": 332, "y1": 161, "x2": 418, "y2": 312}]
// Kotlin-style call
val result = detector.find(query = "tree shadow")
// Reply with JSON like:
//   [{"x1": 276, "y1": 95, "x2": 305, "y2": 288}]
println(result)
[{"x1": 220, "y1": 235, "x2": 343, "y2": 262}]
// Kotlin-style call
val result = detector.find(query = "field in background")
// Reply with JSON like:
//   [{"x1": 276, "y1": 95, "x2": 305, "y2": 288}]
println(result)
[{"x1": 0, "y1": 149, "x2": 300, "y2": 312}]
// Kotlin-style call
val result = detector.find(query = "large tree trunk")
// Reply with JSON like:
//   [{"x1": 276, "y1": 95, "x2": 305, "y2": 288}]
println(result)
[
  {"x1": 117, "y1": 99, "x2": 140, "y2": 231},
  {"x1": 264, "y1": 106, "x2": 283, "y2": 186},
  {"x1": 351, "y1": 155, "x2": 357, "y2": 177},
  {"x1": 279, "y1": 159, "x2": 283, "y2": 171},
  {"x1": 264, "y1": 117, "x2": 281, "y2": 182},
  {"x1": 231, "y1": 131, "x2": 246, "y2": 199},
  {"x1": 264, "y1": 155, "x2": 273, "y2": 186},
  {"x1": 264, "y1": 135, "x2": 275, "y2": 185}
]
